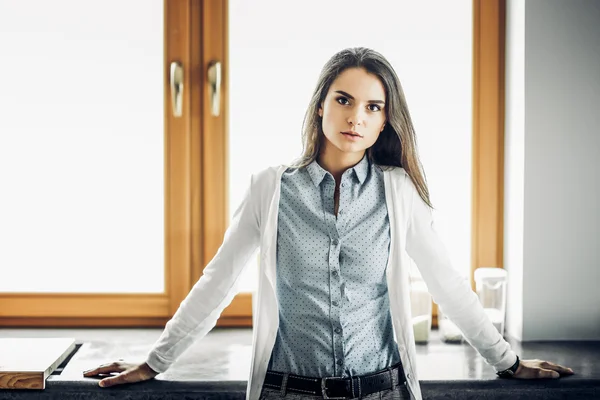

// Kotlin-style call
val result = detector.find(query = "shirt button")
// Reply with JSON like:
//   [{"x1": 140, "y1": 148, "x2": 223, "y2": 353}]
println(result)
[
  {"x1": 334, "y1": 328, "x2": 342, "y2": 334},
  {"x1": 332, "y1": 270, "x2": 338, "y2": 277},
  {"x1": 336, "y1": 360, "x2": 343, "y2": 366},
  {"x1": 339, "y1": 210, "x2": 343, "y2": 215},
  {"x1": 332, "y1": 300, "x2": 339, "y2": 307},
  {"x1": 341, "y1": 183, "x2": 346, "y2": 187},
  {"x1": 332, "y1": 239, "x2": 339, "y2": 245}
]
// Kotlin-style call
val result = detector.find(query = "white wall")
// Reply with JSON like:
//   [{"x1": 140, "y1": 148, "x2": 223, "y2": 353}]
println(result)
[{"x1": 505, "y1": 0, "x2": 600, "y2": 341}]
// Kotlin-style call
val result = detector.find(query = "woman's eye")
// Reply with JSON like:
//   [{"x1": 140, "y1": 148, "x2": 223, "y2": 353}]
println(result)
[
  {"x1": 368, "y1": 104, "x2": 382, "y2": 112},
  {"x1": 336, "y1": 97, "x2": 350, "y2": 105}
]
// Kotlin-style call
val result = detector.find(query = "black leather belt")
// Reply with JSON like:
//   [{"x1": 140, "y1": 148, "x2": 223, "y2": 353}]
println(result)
[{"x1": 263, "y1": 363, "x2": 406, "y2": 399}]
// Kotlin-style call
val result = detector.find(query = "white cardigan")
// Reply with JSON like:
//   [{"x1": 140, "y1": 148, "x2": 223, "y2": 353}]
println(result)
[{"x1": 146, "y1": 165, "x2": 517, "y2": 400}]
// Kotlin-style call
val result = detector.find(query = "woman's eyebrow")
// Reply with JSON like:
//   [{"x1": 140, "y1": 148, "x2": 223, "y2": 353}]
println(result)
[{"x1": 334, "y1": 90, "x2": 385, "y2": 105}]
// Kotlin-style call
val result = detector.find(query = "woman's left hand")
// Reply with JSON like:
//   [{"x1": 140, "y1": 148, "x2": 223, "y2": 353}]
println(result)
[{"x1": 513, "y1": 359, "x2": 574, "y2": 379}]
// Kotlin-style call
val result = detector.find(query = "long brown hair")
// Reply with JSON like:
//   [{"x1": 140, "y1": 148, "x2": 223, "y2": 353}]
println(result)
[{"x1": 290, "y1": 47, "x2": 433, "y2": 209}]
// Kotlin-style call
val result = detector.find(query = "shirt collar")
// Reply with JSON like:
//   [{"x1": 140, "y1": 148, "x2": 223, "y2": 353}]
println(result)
[
  {"x1": 306, "y1": 154, "x2": 369, "y2": 187},
  {"x1": 353, "y1": 153, "x2": 369, "y2": 184}
]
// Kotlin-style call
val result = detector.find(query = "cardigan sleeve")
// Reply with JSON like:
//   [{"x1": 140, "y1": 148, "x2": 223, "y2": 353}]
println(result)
[
  {"x1": 145, "y1": 174, "x2": 261, "y2": 373},
  {"x1": 404, "y1": 174, "x2": 518, "y2": 372}
]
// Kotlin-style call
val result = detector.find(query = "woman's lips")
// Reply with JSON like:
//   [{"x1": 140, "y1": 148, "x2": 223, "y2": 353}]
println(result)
[{"x1": 341, "y1": 131, "x2": 362, "y2": 141}]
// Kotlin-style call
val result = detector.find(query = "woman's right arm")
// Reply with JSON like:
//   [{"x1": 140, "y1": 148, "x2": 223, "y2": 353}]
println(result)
[
  {"x1": 83, "y1": 174, "x2": 263, "y2": 387},
  {"x1": 146, "y1": 173, "x2": 262, "y2": 371}
]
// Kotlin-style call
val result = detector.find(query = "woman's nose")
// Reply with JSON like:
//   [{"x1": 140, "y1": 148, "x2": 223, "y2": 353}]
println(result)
[{"x1": 347, "y1": 109, "x2": 365, "y2": 126}]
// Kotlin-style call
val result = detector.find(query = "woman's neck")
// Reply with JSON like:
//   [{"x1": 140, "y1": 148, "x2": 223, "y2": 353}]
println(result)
[{"x1": 317, "y1": 147, "x2": 365, "y2": 183}]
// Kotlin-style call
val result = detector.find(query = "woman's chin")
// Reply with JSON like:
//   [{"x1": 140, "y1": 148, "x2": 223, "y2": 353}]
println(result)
[
  {"x1": 335, "y1": 142, "x2": 367, "y2": 154},
  {"x1": 322, "y1": 135, "x2": 368, "y2": 156}
]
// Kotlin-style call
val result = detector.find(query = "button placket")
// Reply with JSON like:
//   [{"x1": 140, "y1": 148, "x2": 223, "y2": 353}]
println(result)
[
  {"x1": 330, "y1": 246, "x2": 344, "y2": 375},
  {"x1": 330, "y1": 228, "x2": 344, "y2": 376},
  {"x1": 337, "y1": 175, "x2": 348, "y2": 217},
  {"x1": 323, "y1": 173, "x2": 345, "y2": 376},
  {"x1": 332, "y1": 177, "x2": 348, "y2": 375},
  {"x1": 337, "y1": 176, "x2": 355, "y2": 226}
]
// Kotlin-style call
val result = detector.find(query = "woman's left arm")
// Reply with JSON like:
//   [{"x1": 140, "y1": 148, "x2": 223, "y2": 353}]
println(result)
[{"x1": 404, "y1": 176, "x2": 574, "y2": 379}]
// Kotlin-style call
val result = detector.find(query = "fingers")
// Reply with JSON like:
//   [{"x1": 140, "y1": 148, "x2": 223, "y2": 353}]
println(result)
[
  {"x1": 85, "y1": 363, "x2": 157, "y2": 388},
  {"x1": 515, "y1": 366, "x2": 559, "y2": 379},
  {"x1": 99, "y1": 370, "x2": 136, "y2": 388},
  {"x1": 542, "y1": 361, "x2": 574, "y2": 375},
  {"x1": 516, "y1": 359, "x2": 575, "y2": 379},
  {"x1": 538, "y1": 368, "x2": 560, "y2": 379},
  {"x1": 83, "y1": 362, "x2": 126, "y2": 377}
]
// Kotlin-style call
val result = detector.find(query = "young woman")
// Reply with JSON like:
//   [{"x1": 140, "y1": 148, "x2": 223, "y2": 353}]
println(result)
[{"x1": 83, "y1": 47, "x2": 574, "y2": 400}]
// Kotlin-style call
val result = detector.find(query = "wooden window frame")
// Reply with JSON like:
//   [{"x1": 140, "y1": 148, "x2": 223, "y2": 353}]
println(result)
[
  {"x1": 471, "y1": 0, "x2": 506, "y2": 285},
  {"x1": 0, "y1": 0, "x2": 505, "y2": 329}
]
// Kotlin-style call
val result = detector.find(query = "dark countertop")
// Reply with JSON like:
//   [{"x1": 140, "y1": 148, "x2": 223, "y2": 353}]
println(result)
[{"x1": 0, "y1": 328, "x2": 598, "y2": 399}]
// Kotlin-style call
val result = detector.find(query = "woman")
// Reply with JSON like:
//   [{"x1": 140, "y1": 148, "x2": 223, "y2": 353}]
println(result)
[{"x1": 83, "y1": 47, "x2": 574, "y2": 400}]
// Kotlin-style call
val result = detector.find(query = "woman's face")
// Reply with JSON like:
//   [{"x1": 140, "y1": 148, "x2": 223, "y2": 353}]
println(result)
[{"x1": 318, "y1": 67, "x2": 387, "y2": 158}]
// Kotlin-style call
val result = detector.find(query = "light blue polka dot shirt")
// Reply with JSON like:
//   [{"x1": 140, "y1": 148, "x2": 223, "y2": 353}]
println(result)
[{"x1": 266, "y1": 154, "x2": 401, "y2": 378}]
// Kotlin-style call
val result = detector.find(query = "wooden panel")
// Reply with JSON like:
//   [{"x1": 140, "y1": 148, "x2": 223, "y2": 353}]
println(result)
[
  {"x1": 0, "y1": 338, "x2": 75, "y2": 389},
  {"x1": 0, "y1": 317, "x2": 170, "y2": 328},
  {"x1": 219, "y1": 293, "x2": 252, "y2": 317},
  {"x1": 200, "y1": 0, "x2": 228, "y2": 276},
  {"x1": 165, "y1": 0, "x2": 193, "y2": 315},
  {"x1": 190, "y1": 0, "x2": 205, "y2": 286},
  {"x1": 0, "y1": 294, "x2": 169, "y2": 318},
  {"x1": 0, "y1": 292, "x2": 248, "y2": 324},
  {"x1": 217, "y1": 316, "x2": 253, "y2": 327},
  {"x1": 471, "y1": 0, "x2": 506, "y2": 289}
]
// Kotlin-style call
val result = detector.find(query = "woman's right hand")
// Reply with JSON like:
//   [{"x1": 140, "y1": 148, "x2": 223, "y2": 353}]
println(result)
[{"x1": 83, "y1": 361, "x2": 159, "y2": 387}]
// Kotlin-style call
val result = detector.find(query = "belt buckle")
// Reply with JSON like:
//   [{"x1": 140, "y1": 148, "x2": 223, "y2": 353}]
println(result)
[{"x1": 321, "y1": 376, "x2": 347, "y2": 400}]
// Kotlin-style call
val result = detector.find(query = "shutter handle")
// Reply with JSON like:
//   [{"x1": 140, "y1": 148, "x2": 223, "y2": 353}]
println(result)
[
  {"x1": 207, "y1": 60, "x2": 222, "y2": 116},
  {"x1": 170, "y1": 61, "x2": 183, "y2": 117}
]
